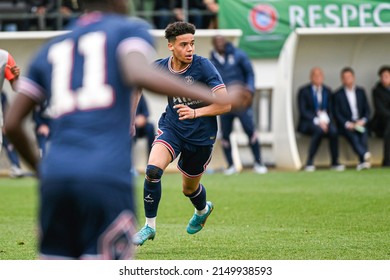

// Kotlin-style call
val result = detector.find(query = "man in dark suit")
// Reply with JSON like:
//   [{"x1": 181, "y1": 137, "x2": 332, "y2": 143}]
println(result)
[
  {"x1": 297, "y1": 67, "x2": 344, "y2": 171},
  {"x1": 371, "y1": 65, "x2": 390, "y2": 167},
  {"x1": 334, "y1": 67, "x2": 371, "y2": 170}
]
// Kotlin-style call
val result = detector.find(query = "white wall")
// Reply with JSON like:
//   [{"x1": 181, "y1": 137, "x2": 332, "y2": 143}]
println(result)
[{"x1": 253, "y1": 59, "x2": 278, "y2": 90}]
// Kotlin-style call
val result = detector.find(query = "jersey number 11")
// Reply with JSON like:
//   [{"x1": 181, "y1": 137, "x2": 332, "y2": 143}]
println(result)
[{"x1": 48, "y1": 32, "x2": 114, "y2": 118}]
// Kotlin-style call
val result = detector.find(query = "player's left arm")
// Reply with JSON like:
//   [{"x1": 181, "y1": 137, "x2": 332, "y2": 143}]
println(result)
[{"x1": 175, "y1": 87, "x2": 231, "y2": 120}]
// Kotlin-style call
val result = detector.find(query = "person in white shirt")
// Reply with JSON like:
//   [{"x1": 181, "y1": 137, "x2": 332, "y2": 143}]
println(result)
[{"x1": 333, "y1": 67, "x2": 371, "y2": 170}]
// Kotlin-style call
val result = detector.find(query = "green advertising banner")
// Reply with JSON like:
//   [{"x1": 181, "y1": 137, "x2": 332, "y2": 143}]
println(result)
[{"x1": 219, "y1": 0, "x2": 390, "y2": 58}]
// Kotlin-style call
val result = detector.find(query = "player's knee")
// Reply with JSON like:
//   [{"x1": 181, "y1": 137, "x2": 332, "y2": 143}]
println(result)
[
  {"x1": 182, "y1": 186, "x2": 195, "y2": 196},
  {"x1": 145, "y1": 164, "x2": 163, "y2": 182}
]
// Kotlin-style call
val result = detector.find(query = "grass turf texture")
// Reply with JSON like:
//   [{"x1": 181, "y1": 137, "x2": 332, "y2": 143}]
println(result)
[{"x1": 0, "y1": 169, "x2": 389, "y2": 260}]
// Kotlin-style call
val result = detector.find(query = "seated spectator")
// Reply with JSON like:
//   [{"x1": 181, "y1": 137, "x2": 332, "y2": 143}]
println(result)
[
  {"x1": 29, "y1": 0, "x2": 83, "y2": 30},
  {"x1": 297, "y1": 67, "x2": 344, "y2": 171},
  {"x1": 27, "y1": 0, "x2": 47, "y2": 30},
  {"x1": 333, "y1": 67, "x2": 371, "y2": 170},
  {"x1": 153, "y1": 0, "x2": 208, "y2": 29},
  {"x1": 184, "y1": 0, "x2": 209, "y2": 29},
  {"x1": 0, "y1": 1, "x2": 30, "y2": 31},
  {"x1": 57, "y1": 0, "x2": 83, "y2": 27},
  {"x1": 153, "y1": 0, "x2": 179, "y2": 29},
  {"x1": 371, "y1": 65, "x2": 390, "y2": 167},
  {"x1": 203, "y1": 0, "x2": 218, "y2": 28}
]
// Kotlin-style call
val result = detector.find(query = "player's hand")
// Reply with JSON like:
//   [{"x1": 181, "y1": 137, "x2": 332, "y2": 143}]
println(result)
[
  {"x1": 356, "y1": 119, "x2": 366, "y2": 127},
  {"x1": 37, "y1": 124, "x2": 50, "y2": 137},
  {"x1": 225, "y1": 83, "x2": 252, "y2": 110},
  {"x1": 345, "y1": 121, "x2": 355, "y2": 131},
  {"x1": 173, "y1": 104, "x2": 196, "y2": 121},
  {"x1": 9, "y1": 65, "x2": 20, "y2": 78}
]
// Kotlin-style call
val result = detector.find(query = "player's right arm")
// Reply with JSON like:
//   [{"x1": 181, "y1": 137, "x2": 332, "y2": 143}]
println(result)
[
  {"x1": 121, "y1": 51, "x2": 248, "y2": 109},
  {"x1": 174, "y1": 87, "x2": 231, "y2": 121}
]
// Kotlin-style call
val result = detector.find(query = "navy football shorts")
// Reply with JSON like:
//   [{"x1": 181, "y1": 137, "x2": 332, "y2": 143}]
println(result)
[
  {"x1": 154, "y1": 126, "x2": 213, "y2": 178},
  {"x1": 39, "y1": 179, "x2": 136, "y2": 259}
]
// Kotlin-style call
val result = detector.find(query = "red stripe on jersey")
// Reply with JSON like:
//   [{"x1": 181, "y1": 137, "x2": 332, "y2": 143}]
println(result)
[{"x1": 211, "y1": 84, "x2": 226, "y2": 92}]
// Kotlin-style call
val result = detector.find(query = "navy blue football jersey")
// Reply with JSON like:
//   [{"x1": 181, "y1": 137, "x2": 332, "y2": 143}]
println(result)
[
  {"x1": 17, "y1": 13, "x2": 155, "y2": 184},
  {"x1": 155, "y1": 55, "x2": 225, "y2": 146}
]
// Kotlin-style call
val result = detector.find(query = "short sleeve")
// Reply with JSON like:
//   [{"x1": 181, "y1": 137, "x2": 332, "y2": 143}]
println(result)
[{"x1": 202, "y1": 58, "x2": 225, "y2": 92}]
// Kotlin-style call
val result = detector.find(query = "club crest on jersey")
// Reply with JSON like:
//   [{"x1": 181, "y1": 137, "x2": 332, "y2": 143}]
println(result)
[{"x1": 185, "y1": 75, "x2": 194, "y2": 85}]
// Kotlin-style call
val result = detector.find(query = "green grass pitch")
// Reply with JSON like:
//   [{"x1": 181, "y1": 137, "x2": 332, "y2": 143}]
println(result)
[{"x1": 1, "y1": 169, "x2": 390, "y2": 260}]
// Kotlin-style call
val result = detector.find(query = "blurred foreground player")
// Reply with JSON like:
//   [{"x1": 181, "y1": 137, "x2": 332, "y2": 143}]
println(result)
[{"x1": 5, "y1": 0, "x2": 247, "y2": 259}]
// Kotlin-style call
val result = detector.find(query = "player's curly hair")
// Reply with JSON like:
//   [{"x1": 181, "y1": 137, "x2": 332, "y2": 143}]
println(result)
[{"x1": 165, "y1": 22, "x2": 196, "y2": 42}]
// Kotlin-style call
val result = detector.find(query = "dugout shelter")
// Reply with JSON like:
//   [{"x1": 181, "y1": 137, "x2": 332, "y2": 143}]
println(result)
[{"x1": 273, "y1": 27, "x2": 390, "y2": 170}]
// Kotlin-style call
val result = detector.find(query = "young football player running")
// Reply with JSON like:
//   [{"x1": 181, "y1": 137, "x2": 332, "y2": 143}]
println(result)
[{"x1": 133, "y1": 21, "x2": 230, "y2": 245}]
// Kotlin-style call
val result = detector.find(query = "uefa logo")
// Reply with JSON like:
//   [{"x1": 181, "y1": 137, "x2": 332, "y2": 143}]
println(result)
[{"x1": 249, "y1": 4, "x2": 278, "y2": 33}]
